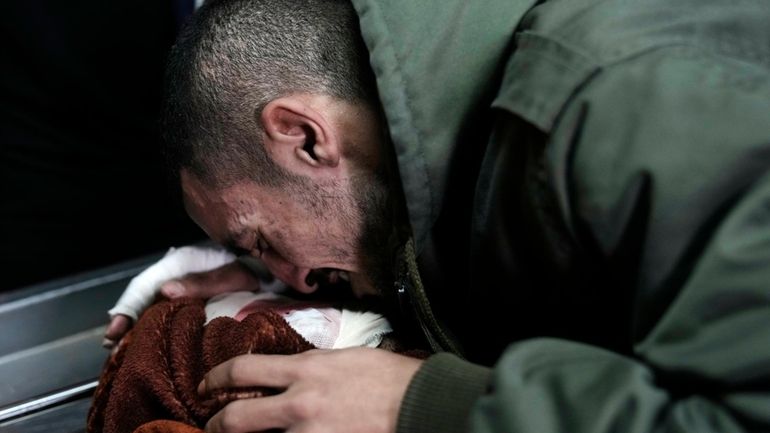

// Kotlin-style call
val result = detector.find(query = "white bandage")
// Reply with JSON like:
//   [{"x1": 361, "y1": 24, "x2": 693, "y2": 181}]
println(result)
[
  {"x1": 108, "y1": 245, "x2": 237, "y2": 321},
  {"x1": 204, "y1": 291, "x2": 393, "y2": 349},
  {"x1": 335, "y1": 310, "x2": 392, "y2": 349}
]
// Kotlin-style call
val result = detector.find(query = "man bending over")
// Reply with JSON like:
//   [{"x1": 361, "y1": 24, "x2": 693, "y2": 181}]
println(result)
[{"x1": 107, "y1": 0, "x2": 770, "y2": 432}]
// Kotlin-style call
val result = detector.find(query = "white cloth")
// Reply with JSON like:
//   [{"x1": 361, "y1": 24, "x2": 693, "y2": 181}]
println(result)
[
  {"x1": 108, "y1": 246, "x2": 237, "y2": 321},
  {"x1": 109, "y1": 245, "x2": 392, "y2": 349},
  {"x1": 205, "y1": 291, "x2": 392, "y2": 349}
]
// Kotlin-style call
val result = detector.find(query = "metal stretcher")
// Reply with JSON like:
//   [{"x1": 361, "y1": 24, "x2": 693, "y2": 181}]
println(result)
[{"x1": 0, "y1": 253, "x2": 163, "y2": 432}]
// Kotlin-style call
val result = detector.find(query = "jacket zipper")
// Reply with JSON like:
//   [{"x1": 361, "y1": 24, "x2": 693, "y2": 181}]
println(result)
[{"x1": 396, "y1": 239, "x2": 465, "y2": 358}]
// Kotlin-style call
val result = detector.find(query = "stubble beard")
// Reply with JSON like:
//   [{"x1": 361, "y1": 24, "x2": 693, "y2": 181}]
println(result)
[
  {"x1": 296, "y1": 165, "x2": 395, "y2": 296},
  {"x1": 351, "y1": 167, "x2": 397, "y2": 297}
]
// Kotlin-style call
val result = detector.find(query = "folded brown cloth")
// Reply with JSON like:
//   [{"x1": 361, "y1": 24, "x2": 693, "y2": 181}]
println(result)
[
  {"x1": 132, "y1": 420, "x2": 203, "y2": 433},
  {"x1": 88, "y1": 298, "x2": 314, "y2": 433}
]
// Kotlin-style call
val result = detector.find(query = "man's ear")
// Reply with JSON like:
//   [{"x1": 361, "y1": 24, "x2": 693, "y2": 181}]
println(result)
[{"x1": 260, "y1": 96, "x2": 341, "y2": 172}]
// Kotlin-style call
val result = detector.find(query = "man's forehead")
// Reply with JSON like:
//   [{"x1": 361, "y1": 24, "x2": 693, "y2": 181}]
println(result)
[
  {"x1": 179, "y1": 170, "x2": 212, "y2": 208},
  {"x1": 181, "y1": 171, "x2": 233, "y2": 213},
  {"x1": 180, "y1": 170, "x2": 260, "y2": 247}
]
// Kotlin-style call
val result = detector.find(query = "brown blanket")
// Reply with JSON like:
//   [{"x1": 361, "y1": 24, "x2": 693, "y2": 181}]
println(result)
[{"x1": 88, "y1": 298, "x2": 314, "y2": 433}]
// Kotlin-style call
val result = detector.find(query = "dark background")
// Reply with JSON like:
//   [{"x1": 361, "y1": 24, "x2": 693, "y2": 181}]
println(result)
[{"x1": 0, "y1": 1, "x2": 203, "y2": 291}]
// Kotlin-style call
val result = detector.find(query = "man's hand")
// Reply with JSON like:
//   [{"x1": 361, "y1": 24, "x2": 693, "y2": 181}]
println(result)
[
  {"x1": 156, "y1": 260, "x2": 264, "y2": 299},
  {"x1": 104, "y1": 260, "x2": 261, "y2": 346},
  {"x1": 200, "y1": 348, "x2": 423, "y2": 433}
]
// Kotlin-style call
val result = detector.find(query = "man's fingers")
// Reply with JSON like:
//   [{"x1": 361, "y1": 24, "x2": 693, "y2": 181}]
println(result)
[
  {"x1": 103, "y1": 314, "x2": 132, "y2": 348},
  {"x1": 199, "y1": 354, "x2": 301, "y2": 394},
  {"x1": 205, "y1": 395, "x2": 294, "y2": 433},
  {"x1": 201, "y1": 354, "x2": 314, "y2": 433},
  {"x1": 160, "y1": 261, "x2": 261, "y2": 299}
]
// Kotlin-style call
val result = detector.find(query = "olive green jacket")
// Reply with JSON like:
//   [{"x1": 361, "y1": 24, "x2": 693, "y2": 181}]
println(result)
[{"x1": 352, "y1": 0, "x2": 770, "y2": 432}]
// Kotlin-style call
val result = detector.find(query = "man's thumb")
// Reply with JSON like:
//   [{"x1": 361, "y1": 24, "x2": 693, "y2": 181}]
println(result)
[
  {"x1": 159, "y1": 261, "x2": 261, "y2": 299},
  {"x1": 160, "y1": 280, "x2": 186, "y2": 298}
]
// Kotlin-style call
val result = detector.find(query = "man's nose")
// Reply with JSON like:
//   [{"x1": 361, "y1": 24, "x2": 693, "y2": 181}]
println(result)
[{"x1": 260, "y1": 251, "x2": 317, "y2": 293}]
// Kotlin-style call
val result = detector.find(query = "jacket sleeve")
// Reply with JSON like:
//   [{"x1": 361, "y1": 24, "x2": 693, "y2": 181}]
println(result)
[{"x1": 398, "y1": 48, "x2": 770, "y2": 433}]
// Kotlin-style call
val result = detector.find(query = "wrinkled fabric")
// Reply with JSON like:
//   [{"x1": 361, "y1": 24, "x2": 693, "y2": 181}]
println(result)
[
  {"x1": 109, "y1": 246, "x2": 236, "y2": 321},
  {"x1": 204, "y1": 291, "x2": 393, "y2": 349},
  {"x1": 352, "y1": 0, "x2": 770, "y2": 432},
  {"x1": 88, "y1": 298, "x2": 314, "y2": 433},
  {"x1": 133, "y1": 420, "x2": 203, "y2": 433}
]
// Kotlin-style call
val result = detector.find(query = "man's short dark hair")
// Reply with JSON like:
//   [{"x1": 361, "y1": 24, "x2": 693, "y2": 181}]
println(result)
[{"x1": 162, "y1": 0, "x2": 377, "y2": 188}]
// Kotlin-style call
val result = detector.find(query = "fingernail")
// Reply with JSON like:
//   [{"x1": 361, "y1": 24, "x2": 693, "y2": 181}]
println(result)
[
  {"x1": 102, "y1": 338, "x2": 116, "y2": 349},
  {"x1": 161, "y1": 281, "x2": 185, "y2": 298},
  {"x1": 197, "y1": 379, "x2": 206, "y2": 395}
]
